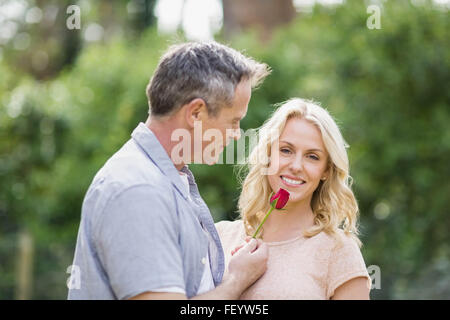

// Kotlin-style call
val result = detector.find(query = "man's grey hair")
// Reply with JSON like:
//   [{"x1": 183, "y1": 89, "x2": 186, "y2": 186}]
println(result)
[{"x1": 146, "y1": 41, "x2": 271, "y2": 117}]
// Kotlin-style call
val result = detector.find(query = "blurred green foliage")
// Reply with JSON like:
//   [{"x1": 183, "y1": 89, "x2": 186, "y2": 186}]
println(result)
[{"x1": 0, "y1": 0, "x2": 449, "y2": 299}]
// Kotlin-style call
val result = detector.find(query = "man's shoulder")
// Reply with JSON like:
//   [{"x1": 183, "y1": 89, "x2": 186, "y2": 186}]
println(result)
[
  {"x1": 98, "y1": 139, "x2": 167, "y2": 189},
  {"x1": 82, "y1": 139, "x2": 175, "y2": 223}
]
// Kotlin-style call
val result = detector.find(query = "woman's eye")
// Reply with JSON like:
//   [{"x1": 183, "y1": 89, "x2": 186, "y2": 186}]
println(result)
[
  {"x1": 280, "y1": 148, "x2": 291, "y2": 154},
  {"x1": 308, "y1": 154, "x2": 319, "y2": 160}
]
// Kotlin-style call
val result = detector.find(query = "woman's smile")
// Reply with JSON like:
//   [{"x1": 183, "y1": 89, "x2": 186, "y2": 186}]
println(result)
[{"x1": 280, "y1": 175, "x2": 306, "y2": 187}]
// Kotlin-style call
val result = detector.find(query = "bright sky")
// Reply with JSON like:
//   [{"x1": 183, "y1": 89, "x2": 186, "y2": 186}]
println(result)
[
  {"x1": 0, "y1": 0, "x2": 449, "y2": 45},
  {"x1": 153, "y1": 0, "x2": 346, "y2": 41},
  {"x1": 154, "y1": 0, "x2": 449, "y2": 41},
  {"x1": 154, "y1": 0, "x2": 223, "y2": 41}
]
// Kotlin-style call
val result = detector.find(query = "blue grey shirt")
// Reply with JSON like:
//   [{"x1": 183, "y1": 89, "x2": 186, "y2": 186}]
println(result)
[{"x1": 67, "y1": 123, "x2": 225, "y2": 299}]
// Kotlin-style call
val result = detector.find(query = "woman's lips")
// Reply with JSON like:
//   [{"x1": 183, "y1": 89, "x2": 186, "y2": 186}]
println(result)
[{"x1": 280, "y1": 175, "x2": 306, "y2": 187}]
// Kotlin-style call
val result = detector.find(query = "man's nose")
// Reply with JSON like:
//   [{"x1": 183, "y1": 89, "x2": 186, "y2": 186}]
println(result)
[
  {"x1": 229, "y1": 128, "x2": 241, "y2": 141},
  {"x1": 234, "y1": 128, "x2": 241, "y2": 141}
]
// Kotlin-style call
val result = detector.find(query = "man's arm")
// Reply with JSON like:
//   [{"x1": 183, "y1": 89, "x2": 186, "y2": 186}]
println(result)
[
  {"x1": 128, "y1": 277, "x2": 244, "y2": 300},
  {"x1": 129, "y1": 238, "x2": 268, "y2": 300},
  {"x1": 128, "y1": 278, "x2": 241, "y2": 300},
  {"x1": 129, "y1": 292, "x2": 186, "y2": 300},
  {"x1": 97, "y1": 185, "x2": 186, "y2": 300}
]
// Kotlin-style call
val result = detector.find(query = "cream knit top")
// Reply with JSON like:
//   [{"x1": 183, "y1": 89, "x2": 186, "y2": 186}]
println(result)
[{"x1": 215, "y1": 220, "x2": 371, "y2": 300}]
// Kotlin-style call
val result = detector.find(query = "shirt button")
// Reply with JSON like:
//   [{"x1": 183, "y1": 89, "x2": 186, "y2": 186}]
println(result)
[{"x1": 201, "y1": 257, "x2": 207, "y2": 265}]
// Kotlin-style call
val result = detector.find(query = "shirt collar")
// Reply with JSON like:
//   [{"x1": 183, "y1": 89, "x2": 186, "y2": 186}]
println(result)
[{"x1": 131, "y1": 122, "x2": 190, "y2": 200}]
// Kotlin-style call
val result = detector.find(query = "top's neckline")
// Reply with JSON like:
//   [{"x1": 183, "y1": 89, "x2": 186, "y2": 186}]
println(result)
[{"x1": 264, "y1": 234, "x2": 306, "y2": 246}]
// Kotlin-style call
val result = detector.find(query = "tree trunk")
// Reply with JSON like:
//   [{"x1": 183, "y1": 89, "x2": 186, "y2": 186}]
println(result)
[{"x1": 15, "y1": 230, "x2": 34, "y2": 300}]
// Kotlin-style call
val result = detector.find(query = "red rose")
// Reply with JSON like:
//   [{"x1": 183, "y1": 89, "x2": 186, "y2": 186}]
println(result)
[
  {"x1": 252, "y1": 188, "x2": 290, "y2": 238},
  {"x1": 270, "y1": 188, "x2": 290, "y2": 209}
]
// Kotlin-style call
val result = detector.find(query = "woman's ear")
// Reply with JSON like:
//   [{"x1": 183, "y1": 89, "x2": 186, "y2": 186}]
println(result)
[
  {"x1": 321, "y1": 162, "x2": 331, "y2": 181},
  {"x1": 185, "y1": 98, "x2": 208, "y2": 128}
]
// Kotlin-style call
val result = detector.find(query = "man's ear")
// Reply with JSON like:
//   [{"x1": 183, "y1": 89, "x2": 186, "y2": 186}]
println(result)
[{"x1": 184, "y1": 98, "x2": 208, "y2": 129}]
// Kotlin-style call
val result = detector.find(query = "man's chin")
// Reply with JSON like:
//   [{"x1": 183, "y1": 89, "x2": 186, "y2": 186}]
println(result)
[
  {"x1": 203, "y1": 156, "x2": 221, "y2": 165},
  {"x1": 189, "y1": 156, "x2": 220, "y2": 165},
  {"x1": 203, "y1": 147, "x2": 224, "y2": 165}
]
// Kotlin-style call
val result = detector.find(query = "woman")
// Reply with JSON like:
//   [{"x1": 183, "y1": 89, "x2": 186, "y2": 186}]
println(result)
[{"x1": 216, "y1": 98, "x2": 371, "y2": 299}]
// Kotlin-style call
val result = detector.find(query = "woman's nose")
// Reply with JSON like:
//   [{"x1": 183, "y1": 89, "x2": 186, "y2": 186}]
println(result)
[{"x1": 289, "y1": 156, "x2": 304, "y2": 173}]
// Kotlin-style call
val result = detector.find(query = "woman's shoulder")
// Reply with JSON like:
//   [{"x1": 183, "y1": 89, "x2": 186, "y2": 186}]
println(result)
[
  {"x1": 323, "y1": 229, "x2": 370, "y2": 298},
  {"x1": 319, "y1": 229, "x2": 366, "y2": 268},
  {"x1": 215, "y1": 219, "x2": 246, "y2": 246},
  {"x1": 215, "y1": 219, "x2": 245, "y2": 235},
  {"x1": 312, "y1": 228, "x2": 362, "y2": 254}
]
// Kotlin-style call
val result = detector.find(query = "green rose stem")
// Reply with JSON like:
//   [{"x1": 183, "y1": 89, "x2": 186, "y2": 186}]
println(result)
[
  {"x1": 251, "y1": 188, "x2": 290, "y2": 239},
  {"x1": 252, "y1": 206, "x2": 275, "y2": 239}
]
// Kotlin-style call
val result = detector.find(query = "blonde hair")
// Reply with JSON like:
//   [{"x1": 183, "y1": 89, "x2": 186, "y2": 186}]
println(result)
[{"x1": 237, "y1": 98, "x2": 362, "y2": 247}]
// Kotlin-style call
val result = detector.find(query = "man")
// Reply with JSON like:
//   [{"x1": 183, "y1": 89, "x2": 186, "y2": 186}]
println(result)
[{"x1": 68, "y1": 42, "x2": 271, "y2": 300}]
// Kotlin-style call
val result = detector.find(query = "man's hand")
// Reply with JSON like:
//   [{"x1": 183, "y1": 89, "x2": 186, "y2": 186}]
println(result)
[
  {"x1": 223, "y1": 237, "x2": 268, "y2": 296},
  {"x1": 129, "y1": 238, "x2": 268, "y2": 300},
  {"x1": 230, "y1": 236, "x2": 252, "y2": 256}
]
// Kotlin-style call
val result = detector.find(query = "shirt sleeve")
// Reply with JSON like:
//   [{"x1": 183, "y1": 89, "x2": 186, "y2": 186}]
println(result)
[
  {"x1": 326, "y1": 234, "x2": 371, "y2": 299},
  {"x1": 95, "y1": 184, "x2": 185, "y2": 300}
]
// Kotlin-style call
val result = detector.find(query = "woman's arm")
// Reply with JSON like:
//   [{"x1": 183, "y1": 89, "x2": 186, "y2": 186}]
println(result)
[{"x1": 331, "y1": 276, "x2": 370, "y2": 300}]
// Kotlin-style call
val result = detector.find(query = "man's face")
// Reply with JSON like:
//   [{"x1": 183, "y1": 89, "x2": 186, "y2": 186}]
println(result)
[{"x1": 200, "y1": 80, "x2": 251, "y2": 164}]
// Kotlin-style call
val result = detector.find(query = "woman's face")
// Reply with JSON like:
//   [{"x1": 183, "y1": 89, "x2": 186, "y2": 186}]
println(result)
[{"x1": 267, "y1": 117, "x2": 329, "y2": 206}]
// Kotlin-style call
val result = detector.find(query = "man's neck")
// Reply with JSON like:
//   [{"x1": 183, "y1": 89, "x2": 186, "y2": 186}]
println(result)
[{"x1": 145, "y1": 115, "x2": 186, "y2": 171}]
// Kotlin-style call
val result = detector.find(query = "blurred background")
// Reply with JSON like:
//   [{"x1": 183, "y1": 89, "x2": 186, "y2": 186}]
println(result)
[{"x1": 0, "y1": 0, "x2": 449, "y2": 299}]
